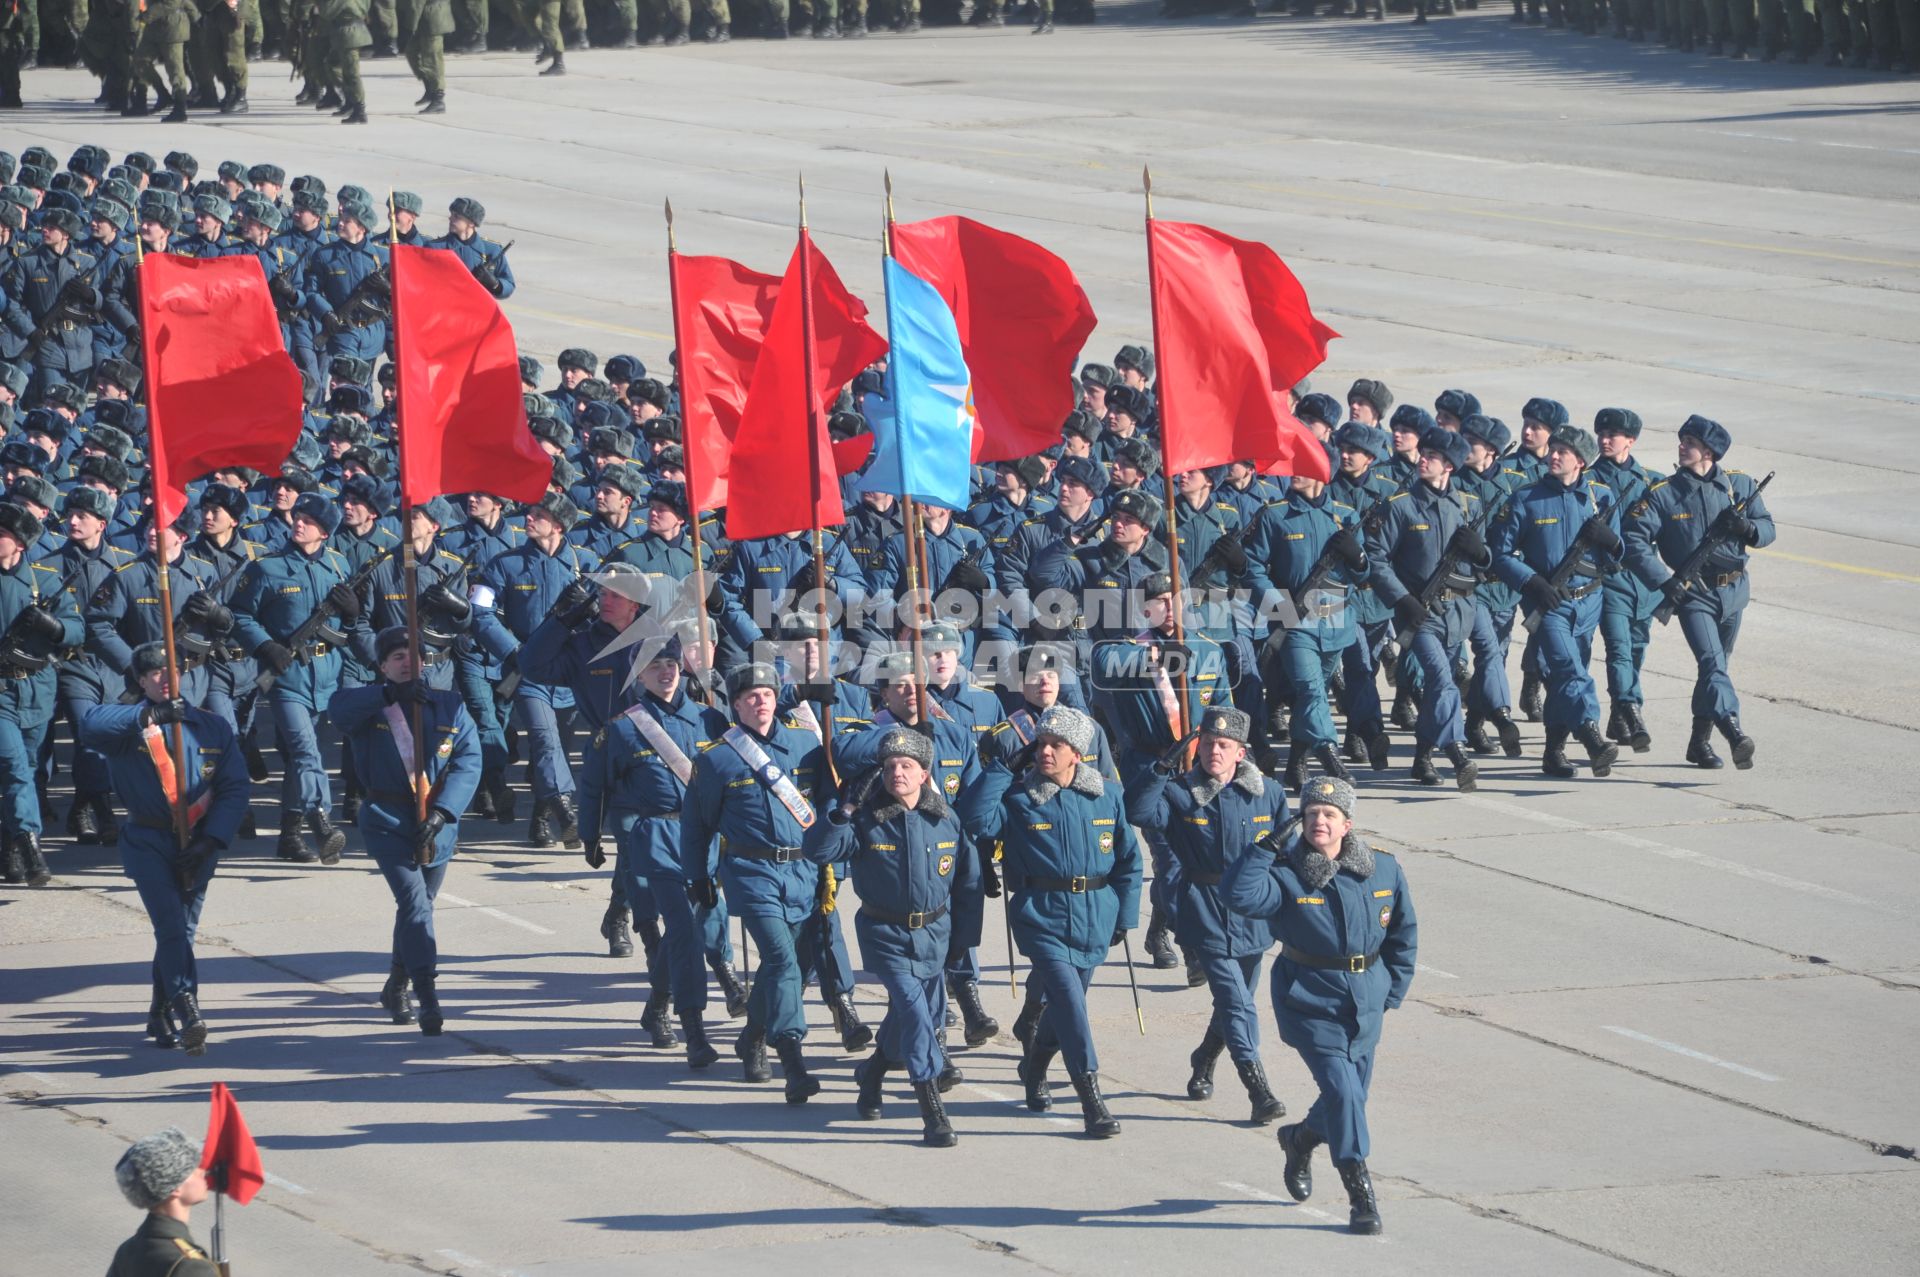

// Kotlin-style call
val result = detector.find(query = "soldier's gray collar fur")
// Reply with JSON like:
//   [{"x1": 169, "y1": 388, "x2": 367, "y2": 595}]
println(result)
[
  {"x1": 1023, "y1": 762, "x2": 1104, "y2": 805},
  {"x1": 1287, "y1": 831, "x2": 1374, "y2": 890},
  {"x1": 869, "y1": 783, "x2": 950, "y2": 824},
  {"x1": 1186, "y1": 760, "x2": 1265, "y2": 805}
]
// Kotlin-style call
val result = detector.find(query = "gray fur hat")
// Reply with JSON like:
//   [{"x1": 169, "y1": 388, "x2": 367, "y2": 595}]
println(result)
[
  {"x1": 877, "y1": 727, "x2": 933, "y2": 770},
  {"x1": 1035, "y1": 705, "x2": 1096, "y2": 757},
  {"x1": 115, "y1": 1128, "x2": 199, "y2": 1210},
  {"x1": 1197, "y1": 706, "x2": 1251, "y2": 744},
  {"x1": 1300, "y1": 774, "x2": 1357, "y2": 819}
]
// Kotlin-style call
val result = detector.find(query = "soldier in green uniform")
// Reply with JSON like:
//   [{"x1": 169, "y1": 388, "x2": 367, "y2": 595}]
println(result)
[
  {"x1": 399, "y1": 0, "x2": 450, "y2": 112},
  {"x1": 321, "y1": 0, "x2": 372, "y2": 122},
  {"x1": 132, "y1": 0, "x2": 193, "y2": 121},
  {"x1": 0, "y1": 0, "x2": 29, "y2": 109},
  {"x1": 193, "y1": 0, "x2": 247, "y2": 112},
  {"x1": 108, "y1": 1129, "x2": 219, "y2": 1277},
  {"x1": 644, "y1": 0, "x2": 693, "y2": 41}
]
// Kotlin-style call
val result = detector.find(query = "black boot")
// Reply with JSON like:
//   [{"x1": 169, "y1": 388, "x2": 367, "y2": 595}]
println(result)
[
  {"x1": 1011, "y1": 990, "x2": 1042, "y2": 1048},
  {"x1": 1574, "y1": 720, "x2": 1619, "y2": 777},
  {"x1": 601, "y1": 903, "x2": 634, "y2": 958},
  {"x1": 1279, "y1": 1121, "x2": 1323, "y2": 1200},
  {"x1": 307, "y1": 810, "x2": 346, "y2": 864},
  {"x1": 540, "y1": 51, "x2": 567, "y2": 74},
  {"x1": 680, "y1": 1011, "x2": 719, "y2": 1069},
  {"x1": 237, "y1": 810, "x2": 257, "y2": 841},
  {"x1": 550, "y1": 794, "x2": 582, "y2": 848},
  {"x1": 488, "y1": 771, "x2": 516, "y2": 822},
  {"x1": 1411, "y1": 748, "x2": 1441, "y2": 786},
  {"x1": 415, "y1": 977, "x2": 444, "y2": 1035},
  {"x1": 1389, "y1": 686, "x2": 1416, "y2": 730},
  {"x1": 934, "y1": 1026, "x2": 963, "y2": 1091},
  {"x1": 419, "y1": 90, "x2": 445, "y2": 113},
  {"x1": 1686, "y1": 716, "x2": 1724, "y2": 768},
  {"x1": 221, "y1": 90, "x2": 248, "y2": 114},
  {"x1": 1236, "y1": 1058, "x2": 1286, "y2": 1124},
  {"x1": 829, "y1": 991, "x2": 874, "y2": 1052},
  {"x1": 1282, "y1": 742, "x2": 1306, "y2": 792},
  {"x1": 1520, "y1": 672, "x2": 1544, "y2": 721},
  {"x1": 69, "y1": 795, "x2": 102, "y2": 844},
  {"x1": 163, "y1": 97, "x2": 188, "y2": 123},
  {"x1": 381, "y1": 961, "x2": 416, "y2": 1024},
  {"x1": 1366, "y1": 730, "x2": 1391, "y2": 771},
  {"x1": 1542, "y1": 726, "x2": 1577, "y2": 778},
  {"x1": 1605, "y1": 702, "x2": 1628, "y2": 744},
  {"x1": 15, "y1": 834, "x2": 50, "y2": 887},
  {"x1": 773, "y1": 1034, "x2": 820, "y2": 1104},
  {"x1": 640, "y1": 993, "x2": 677, "y2": 1047},
  {"x1": 855, "y1": 1054, "x2": 890, "y2": 1118},
  {"x1": 1490, "y1": 708, "x2": 1523, "y2": 758},
  {"x1": 711, "y1": 956, "x2": 749, "y2": 1018},
  {"x1": 1144, "y1": 910, "x2": 1179, "y2": 969},
  {"x1": 527, "y1": 801, "x2": 556, "y2": 847},
  {"x1": 1443, "y1": 742, "x2": 1478, "y2": 792},
  {"x1": 1714, "y1": 713, "x2": 1755, "y2": 769},
  {"x1": 951, "y1": 978, "x2": 999, "y2": 1046},
  {"x1": 915, "y1": 1079, "x2": 957, "y2": 1147},
  {"x1": 736, "y1": 1027, "x2": 772, "y2": 1082},
  {"x1": 1185, "y1": 955, "x2": 1207, "y2": 988},
  {"x1": 277, "y1": 820, "x2": 318, "y2": 863},
  {"x1": 1464, "y1": 712, "x2": 1497, "y2": 756},
  {"x1": 1186, "y1": 1030, "x2": 1225, "y2": 1100},
  {"x1": 171, "y1": 991, "x2": 208, "y2": 1055},
  {"x1": 1313, "y1": 744, "x2": 1351, "y2": 781},
  {"x1": 244, "y1": 741, "x2": 270, "y2": 781},
  {"x1": 1617, "y1": 703, "x2": 1652, "y2": 753},
  {"x1": 1070, "y1": 1071, "x2": 1121, "y2": 1138},
  {"x1": 147, "y1": 988, "x2": 180, "y2": 1049},
  {"x1": 1338, "y1": 1159, "x2": 1384, "y2": 1234},
  {"x1": 1019, "y1": 1038, "x2": 1057, "y2": 1111},
  {"x1": 0, "y1": 836, "x2": 21, "y2": 885},
  {"x1": 316, "y1": 86, "x2": 342, "y2": 109}
]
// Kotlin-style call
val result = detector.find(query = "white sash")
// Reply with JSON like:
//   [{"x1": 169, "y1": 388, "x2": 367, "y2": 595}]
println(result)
[
  {"x1": 624, "y1": 701, "x2": 694, "y2": 786},
  {"x1": 722, "y1": 725, "x2": 816, "y2": 829},
  {"x1": 383, "y1": 703, "x2": 424, "y2": 800}
]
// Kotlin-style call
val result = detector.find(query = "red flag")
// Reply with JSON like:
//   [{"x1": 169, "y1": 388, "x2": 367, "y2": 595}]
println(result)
[
  {"x1": 891, "y1": 216, "x2": 1096, "y2": 464},
  {"x1": 668, "y1": 253, "x2": 781, "y2": 514},
  {"x1": 1147, "y1": 219, "x2": 1339, "y2": 481},
  {"x1": 391, "y1": 244, "x2": 548, "y2": 506},
  {"x1": 724, "y1": 232, "x2": 888, "y2": 542},
  {"x1": 199, "y1": 1083, "x2": 264, "y2": 1205},
  {"x1": 137, "y1": 255, "x2": 303, "y2": 530}
]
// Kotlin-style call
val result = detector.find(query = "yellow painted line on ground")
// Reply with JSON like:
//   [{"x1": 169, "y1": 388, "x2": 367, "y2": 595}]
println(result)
[
  {"x1": 510, "y1": 304, "x2": 674, "y2": 344},
  {"x1": 1758, "y1": 548, "x2": 1920, "y2": 584},
  {"x1": 1246, "y1": 182, "x2": 1917, "y2": 271}
]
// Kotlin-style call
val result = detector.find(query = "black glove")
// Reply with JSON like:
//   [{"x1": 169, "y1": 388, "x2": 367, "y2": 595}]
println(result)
[
  {"x1": 18, "y1": 605, "x2": 65, "y2": 643},
  {"x1": 583, "y1": 836, "x2": 606, "y2": 869},
  {"x1": 1328, "y1": 525, "x2": 1366, "y2": 570},
  {"x1": 324, "y1": 582, "x2": 361, "y2": 621},
  {"x1": 421, "y1": 581, "x2": 471, "y2": 622},
  {"x1": 320, "y1": 310, "x2": 347, "y2": 337},
  {"x1": 268, "y1": 272, "x2": 298, "y2": 310},
  {"x1": 382, "y1": 677, "x2": 429, "y2": 705},
  {"x1": 255, "y1": 640, "x2": 294, "y2": 674},
  {"x1": 943, "y1": 557, "x2": 990, "y2": 594},
  {"x1": 175, "y1": 834, "x2": 220, "y2": 892},
  {"x1": 415, "y1": 809, "x2": 448, "y2": 859},
  {"x1": 981, "y1": 855, "x2": 1002, "y2": 898},
  {"x1": 1581, "y1": 513, "x2": 1622, "y2": 555},
  {"x1": 1154, "y1": 731, "x2": 1194, "y2": 776},
  {"x1": 1202, "y1": 532, "x2": 1248, "y2": 576},
  {"x1": 1450, "y1": 521, "x2": 1487, "y2": 563},
  {"x1": 1394, "y1": 595, "x2": 1428, "y2": 633},
  {"x1": 687, "y1": 876, "x2": 720, "y2": 909},
  {"x1": 1110, "y1": 926, "x2": 1127, "y2": 948},
  {"x1": 1716, "y1": 508, "x2": 1757, "y2": 546},
  {"x1": 704, "y1": 576, "x2": 728, "y2": 618},
  {"x1": 1097, "y1": 539, "x2": 1128, "y2": 574},
  {"x1": 796, "y1": 680, "x2": 835, "y2": 711},
  {"x1": 142, "y1": 697, "x2": 189, "y2": 727},
  {"x1": 910, "y1": 715, "x2": 936, "y2": 741},
  {"x1": 1521, "y1": 574, "x2": 1566, "y2": 616},
  {"x1": 553, "y1": 578, "x2": 596, "y2": 626},
  {"x1": 182, "y1": 592, "x2": 235, "y2": 635},
  {"x1": 472, "y1": 263, "x2": 502, "y2": 296},
  {"x1": 789, "y1": 562, "x2": 826, "y2": 595}
]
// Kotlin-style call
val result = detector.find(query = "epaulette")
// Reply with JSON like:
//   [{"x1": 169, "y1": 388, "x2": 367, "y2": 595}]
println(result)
[
  {"x1": 113, "y1": 559, "x2": 140, "y2": 573},
  {"x1": 1386, "y1": 491, "x2": 1410, "y2": 502},
  {"x1": 1645, "y1": 479, "x2": 1669, "y2": 494},
  {"x1": 1328, "y1": 499, "x2": 1356, "y2": 515}
]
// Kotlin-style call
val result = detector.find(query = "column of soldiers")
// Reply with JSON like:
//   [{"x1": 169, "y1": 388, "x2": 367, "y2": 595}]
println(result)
[{"x1": 5, "y1": 140, "x2": 1781, "y2": 1240}]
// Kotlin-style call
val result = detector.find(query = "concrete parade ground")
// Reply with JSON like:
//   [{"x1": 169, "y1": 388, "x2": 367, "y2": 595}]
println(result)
[{"x1": 3, "y1": 7, "x2": 1918, "y2": 1274}]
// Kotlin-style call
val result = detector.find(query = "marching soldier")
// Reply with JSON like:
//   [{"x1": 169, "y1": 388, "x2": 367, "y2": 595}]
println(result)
[
  {"x1": 1591, "y1": 409, "x2": 1664, "y2": 754},
  {"x1": 83, "y1": 641, "x2": 249, "y2": 1054},
  {"x1": 1623, "y1": 416, "x2": 1774, "y2": 769},
  {"x1": 1225, "y1": 776, "x2": 1417, "y2": 1236},
  {"x1": 332, "y1": 626, "x2": 481, "y2": 1036},
  {"x1": 44, "y1": 485, "x2": 136, "y2": 844},
  {"x1": 431, "y1": 197, "x2": 514, "y2": 298},
  {"x1": 0, "y1": 501, "x2": 82, "y2": 887},
  {"x1": 398, "y1": 0, "x2": 452, "y2": 113},
  {"x1": 1452, "y1": 415, "x2": 1525, "y2": 762}
]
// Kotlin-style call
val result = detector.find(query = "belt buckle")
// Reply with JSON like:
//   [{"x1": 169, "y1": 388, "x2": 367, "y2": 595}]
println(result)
[
  {"x1": 1068, "y1": 875, "x2": 1088, "y2": 893},
  {"x1": 773, "y1": 847, "x2": 797, "y2": 863},
  {"x1": 1346, "y1": 955, "x2": 1366, "y2": 973},
  {"x1": 906, "y1": 910, "x2": 926, "y2": 929}
]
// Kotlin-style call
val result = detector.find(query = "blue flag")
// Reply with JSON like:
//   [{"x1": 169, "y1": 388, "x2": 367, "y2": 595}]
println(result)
[{"x1": 865, "y1": 256, "x2": 975, "y2": 513}]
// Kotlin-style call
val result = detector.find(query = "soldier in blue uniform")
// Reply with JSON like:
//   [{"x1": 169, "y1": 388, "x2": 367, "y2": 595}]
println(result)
[
  {"x1": 229, "y1": 492, "x2": 370, "y2": 864},
  {"x1": 804, "y1": 726, "x2": 976, "y2": 1147},
  {"x1": 429, "y1": 196, "x2": 514, "y2": 299},
  {"x1": 1029, "y1": 487, "x2": 1167, "y2": 645},
  {"x1": 1623, "y1": 416, "x2": 1774, "y2": 770},
  {"x1": 1490, "y1": 424, "x2": 1623, "y2": 779},
  {"x1": 299, "y1": 198, "x2": 389, "y2": 369},
  {"x1": 1326, "y1": 421, "x2": 1398, "y2": 772},
  {"x1": 1365, "y1": 429, "x2": 1488, "y2": 792},
  {"x1": 960, "y1": 705, "x2": 1140, "y2": 1138},
  {"x1": 191, "y1": 484, "x2": 268, "y2": 794},
  {"x1": 333, "y1": 626, "x2": 481, "y2": 1036},
  {"x1": 0, "y1": 502, "x2": 82, "y2": 886},
  {"x1": 1452, "y1": 415, "x2": 1525, "y2": 762},
  {"x1": 43, "y1": 484, "x2": 135, "y2": 843},
  {"x1": 440, "y1": 489, "x2": 525, "y2": 820},
  {"x1": 680, "y1": 662, "x2": 831, "y2": 1104},
  {"x1": 1591, "y1": 409, "x2": 1664, "y2": 754},
  {"x1": 1508, "y1": 397, "x2": 1566, "y2": 720},
  {"x1": 1225, "y1": 776, "x2": 1416, "y2": 1236},
  {"x1": 83, "y1": 642, "x2": 249, "y2": 1053},
  {"x1": 1127, "y1": 706, "x2": 1289, "y2": 1124},
  {"x1": 361, "y1": 497, "x2": 470, "y2": 693}
]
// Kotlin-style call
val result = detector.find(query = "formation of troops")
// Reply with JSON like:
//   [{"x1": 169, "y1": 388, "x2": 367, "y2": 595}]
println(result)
[{"x1": 5, "y1": 140, "x2": 1778, "y2": 1245}]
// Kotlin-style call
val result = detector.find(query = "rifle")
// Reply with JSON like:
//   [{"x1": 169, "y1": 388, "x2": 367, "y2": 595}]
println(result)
[
  {"x1": 1520, "y1": 506, "x2": 1621, "y2": 635},
  {"x1": 1652, "y1": 471, "x2": 1774, "y2": 626},
  {"x1": 1392, "y1": 494, "x2": 1499, "y2": 644},
  {"x1": 1287, "y1": 496, "x2": 1393, "y2": 625},
  {"x1": 0, "y1": 562, "x2": 88, "y2": 676},
  {"x1": 22, "y1": 278, "x2": 101, "y2": 361},
  {"x1": 469, "y1": 239, "x2": 514, "y2": 293},
  {"x1": 322, "y1": 263, "x2": 392, "y2": 335},
  {"x1": 255, "y1": 547, "x2": 391, "y2": 692}
]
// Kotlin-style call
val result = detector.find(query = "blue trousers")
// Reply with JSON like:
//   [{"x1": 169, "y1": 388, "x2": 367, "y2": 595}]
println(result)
[
  {"x1": 1600, "y1": 591, "x2": 1654, "y2": 705},
  {"x1": 1464, "y1": 599, "x2": 1513, "y2": 717},
  {"x1": 122, "y1": 834, "x2": 217, "y2": 1002},
  {"x1": 455, "y1": 658, "x2": 508, "y2": 775},
  {"x1": 621, "y1": 860, "x2": 708, "y2": 1014},
  {"x1": 1144, "y1": 826, "x2": 1181, "y2": 924},
  {"x1": 1335, "y1": 625, "x2": 1387, "y2": 738},
  {"x1": 1406, "y1": 626, "x2": 1465, "y2": 750},
  {"x1": 873, "y1": 964, "x2": 945, "y2": 1083},
  {"x1": 742, "y1": 910, "x2": 808, "y2": 1041},
  {"x1": 1197, "y1": 952, "x2": 1263, "y2": 1061},
  {"x1": 56, "y1": 685, "x2": 111, "y2": 797},
  {"x1": 1029, "y1": 955, "x2": 1099, "y2": 1075},
  {"x1": 1537, "y1": 598, "x2": 1601, "y2": 729},
  {"x1": 944, "y1": 854, "x2": 990, "y2": 985},
  {"x1": 1279, "y1": 629, "x2": 1343, "y2": 751},
  {"x1": 1678, "y1": 597, "x2": 1743, "y2": 719},
  {"x1": 1299, "y1": 1046, "x2": 1376, "y2": 1164},
  {"x1": 374, "y1": 850, "x2": 448, "y2": 983},
  {"x1": 0, "y1": 712, "x2": 50, "y2": 836},
  {"x1": 271, "y1": 697, "x2": 329, "y2": 815},
  {"x1": 799, "y1": 905, "x2": 856, "y2": 1000},
  {"x1": 511, "y1": 691, "x2": 573, "y2": 800}
]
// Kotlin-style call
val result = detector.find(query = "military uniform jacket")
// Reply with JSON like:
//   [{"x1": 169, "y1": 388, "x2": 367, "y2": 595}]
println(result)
[
  {"x1": 1243, "y1": 489, "x2": 1364, "y2": 648},
  {"x1": 803, "y1": 784, "x2": 977, "y2": 980},
  {"x1": 720, "y1": 531, "x2": 870, "y2": 629},
  {"x1": 1491, "y1": 473, "x2": 1619, "y2": 604},
  {"x1": 570, "y1": 512, "x2": 645, "y2": 562},
  {"x1": 1453, "y1": 463, "x2": 1522, "y2": 614},
  {"x1": 85, "y1": 702, "x2": 249, "y2": 852},
  {"x1": 1002, "y1": 502, "x2": 1109, "y2": 601},
  {"x1": 873, "y1": 517, "x2": 994, "y2": 605},
  {"x1": 963, "y1": 493, "x2": 1053, "y2": 578},
  {"x1": 39, "y1": 537, "x2": 135, "y2": 693},
  {"x1": 1224, "y1": 829, "x2": 1417, "y2": 1060},
  {"x1": 977, "y1": 703, "x2": 1119, "y2": 781},
  {"x1": 300, "y1": 236, "x2": 388, "y2": 360},
  {"x1": 1591, "y1": 456, "x2": 1663, "y2": 612},
  {"x1": 960, "y1": 759, "x2": 1141, "y2": 969},
  {"x1": 0, "y1": 556, "x2": 83, "y2": 718},
  {"x1": 680, "y1": 716, "x2": 828, "y2": 924},
  {"x1": 1, "y1": 242, "x2": 100, "y2": 373},
  {"x1": 1091, "y1": 627, "x2": 1228, "y2": 760},
  {"x1": 1365, "y1": 480, "x2": 1489, "y2": 645},
  {"x1": 229, "y1": 544, "x2": 366, "y2": 710},
  {"x1": 1030, "y1": 535, "x2": 1172, "y2": 644},
  {"x1": 429, "y1": 231, "x2": 515, "y2": 299},
  {"x1": 1624, "y1": 464, "x2": 1774, "y2": 614},
  {"x1": 472, "y1": 538, "x2": 599, "y2": 706},
  {"x1": 137, "y1": 0, "x2": 194, "y2": 48},
  {"x1": 1128, "y1": 762, "x2": 1289, "y2": 959},
  {"x1": 602, "y1": 689, "x2": 728, "y2": 876},
  {"x1": 333, "y1": 683, "x2": 479, "y2": 866},
  {"x1": 397, "y1": 0, "x2": 455, "y2": 37},
  {"x1": 1326, "y1": 470, "x2": 1401, "y2": 626},
  {"x1": 836, "y1": 713, "x2": 979, "y2": 810},
  {"x1": 106, "y1": 1212, "x2": 220, "y2": 1277}
]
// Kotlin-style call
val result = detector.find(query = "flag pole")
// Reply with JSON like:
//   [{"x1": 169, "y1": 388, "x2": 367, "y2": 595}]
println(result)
[
  {"x1": 388, "y1": 193, "x2": 431, "y2": 831},
  {"x1": 1143, "y1": 168, "x2": 1193, "y2": 754},
  {"x1": 883, "y1": 171, "x2": 933, "y2": 723},
  {"x1": 664, "y1": 198, "x2": 718, "y2": 699},
  {"x1": 212, "y1": 1172, "x2": 229, "y2": 1277},
  {"x1": 797, "y1": 176, "x2": 837, "y2": 780},
  {"x1": 131, "y1": 237, "x2": 193, "y2": 848}
]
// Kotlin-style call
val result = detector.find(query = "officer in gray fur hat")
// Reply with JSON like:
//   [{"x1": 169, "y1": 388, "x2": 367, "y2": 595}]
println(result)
[{"x1": 109, "y1": 1128, "x2": 218, "y2": 1275}]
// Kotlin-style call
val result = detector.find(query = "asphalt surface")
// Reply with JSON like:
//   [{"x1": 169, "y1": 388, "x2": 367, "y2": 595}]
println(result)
[{"x1": 4, "y1": 10, "x2": 1918, "y2": 1275}]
